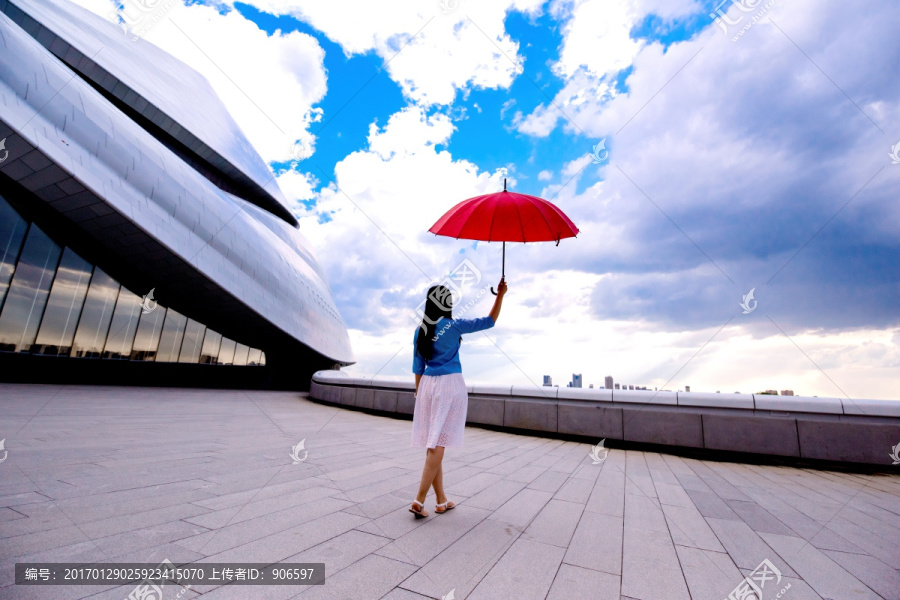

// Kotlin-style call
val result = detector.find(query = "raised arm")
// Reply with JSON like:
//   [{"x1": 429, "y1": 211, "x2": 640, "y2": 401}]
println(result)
[{"x1": 489, "y1": 277, "x2": 507, "y2": 323}]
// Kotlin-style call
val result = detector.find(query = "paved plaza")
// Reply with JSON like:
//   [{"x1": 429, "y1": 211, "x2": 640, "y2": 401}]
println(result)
[{"x1": 0, "y1": 384, "x2": 898, "y2": 600}]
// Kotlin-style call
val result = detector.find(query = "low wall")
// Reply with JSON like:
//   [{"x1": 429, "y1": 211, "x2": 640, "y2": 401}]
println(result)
[{"x1": 309, "y1": 371, "x2": 900, "y2": 466}]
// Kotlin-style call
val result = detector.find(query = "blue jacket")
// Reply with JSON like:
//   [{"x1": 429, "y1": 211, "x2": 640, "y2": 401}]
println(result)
[{"x1": 412, "y1": 316, "x2": 495, "y2": 376}]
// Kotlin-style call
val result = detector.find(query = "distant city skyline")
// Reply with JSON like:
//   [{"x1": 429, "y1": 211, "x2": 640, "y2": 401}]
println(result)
[{"x1": 545, "y1": 373, "x2": 799, "y2": 396}]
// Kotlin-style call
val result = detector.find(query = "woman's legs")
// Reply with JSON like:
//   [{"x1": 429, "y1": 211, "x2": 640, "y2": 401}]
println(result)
[
  {"x1": 413, "y1": 446, "x2": 444, "y2": 509},
  {"x1": 431, "y1": 459, "x2": 446, "y2": 505}
]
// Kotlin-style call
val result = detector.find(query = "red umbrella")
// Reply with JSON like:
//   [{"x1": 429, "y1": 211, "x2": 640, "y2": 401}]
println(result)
[{"x1": 429, "y1": 179, "x2": 579, "y2": 294}]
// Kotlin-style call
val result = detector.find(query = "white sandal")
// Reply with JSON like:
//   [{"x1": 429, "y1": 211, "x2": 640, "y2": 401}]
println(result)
[
  {"x1": 435, "y1": 500, "x2": 455, "y2": 514},
  {"x1": 409, "y1": 499, "x2": 428, "y2": 519}
]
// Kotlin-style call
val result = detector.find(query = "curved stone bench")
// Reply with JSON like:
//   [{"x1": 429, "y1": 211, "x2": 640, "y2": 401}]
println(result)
[{"x1": 310, "y1": 371, "x2": 900, "y2": 466}]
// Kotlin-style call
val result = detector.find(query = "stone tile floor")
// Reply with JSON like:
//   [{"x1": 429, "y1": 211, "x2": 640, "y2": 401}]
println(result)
[{"x1": 0, "y1": 384, "x2": 898, "y2": 599}]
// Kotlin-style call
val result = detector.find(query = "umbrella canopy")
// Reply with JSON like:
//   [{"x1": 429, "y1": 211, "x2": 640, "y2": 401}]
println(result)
[
  {"x1": 429, "y1": 180, "x2": 579, "y2": 294},
  {"x1": 429, "y1": 184, "x2": 579, "y2": 243}
]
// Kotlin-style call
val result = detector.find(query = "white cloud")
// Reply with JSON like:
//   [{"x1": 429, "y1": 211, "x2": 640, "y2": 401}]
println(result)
[
  {"x1": 236, "y1": 0, "x2": 544, "y2": 105},
  {"x1": 550, "y1": 0, "x2": 645, "y2": 79},
  {"x1": 538, "y1": 169, "x2": 553, "y2": 181},
  {"x1": 276, "y1": 169, "x2": 318, "y2": 207},
  {"x1": 73, "y1": 0, "x2": 328, "y2": 164}
]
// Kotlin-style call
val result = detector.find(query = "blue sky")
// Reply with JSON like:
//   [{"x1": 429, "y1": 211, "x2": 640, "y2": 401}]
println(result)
[{"x1": 86, "y1": 0, "x2": 899, "y2": 398}]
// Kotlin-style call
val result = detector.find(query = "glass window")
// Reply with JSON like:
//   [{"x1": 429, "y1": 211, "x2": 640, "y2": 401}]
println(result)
[
  {"x1": 33, "y1": 248, "x2": 92, "y2": 355},
  {"x1": 247, "y1": 348, "x2": 262, "y2": 366},
  {"x1": 131, "y1": 306, "x2": 166, "y2": 361},
  {"x1": 102, "y1": 287, "x2": 142, "y2": 359},
  {"x1": 0, "y1": 224, "x2": 62, "y2": 352},
  {"x1": 71, "y1": 268, "x2": 120, "y2": 358},
  {"x1": 0, "y1": 195, "x2": 28, "y2": 312},
  {"x1": 218, "y1": 337, "x2": 236, "y2": 365},
  {"x1": 155, "y1": 309, "x2": 187, "y2": 362},
  {"x1": 178, "y1": 318, "x2": 205, "y2": 363},
  {"x1": 232, "y1": 343, "x2": 250, "y2": 366},
  {"x1": 199, "y1": 329, "x2": 222, "y2": 364},
  {"x1": 259, "y1": 352, "x2": 266, "y2": 366}
]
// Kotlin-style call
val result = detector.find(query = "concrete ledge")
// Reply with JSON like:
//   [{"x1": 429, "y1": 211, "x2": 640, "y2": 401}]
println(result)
[
  {"x1": 513, "y1": 384, "x2": 559, "y2": 399},
  {"x1": 396, "y1": 391, "x2": 416, "y2": 415},
  {"x1": 702, "y1": 414, "x2": 800, "y2": 457},
  {"x1": 614, "y1": 389, "x2": 677, "y2": 406},
  {"x1": 309, "y1": 372, "x2": 900, "y2": 465},
  {"x1": 754, "y1": 394, "x2": 843, "y2": 415},
  {"x1": 557, "y1": 387, "x2": 611, "y2": 401},
  {"x1": 467, "y1": 395, "x2": 504, "y2": 427},
  {"x1": 355, "y1": 387, "x2": 374, "y2": 410},
  {"x1": 558, "y1": 400, "x2": 622, "y2": 439},
  {"x1": 841, "y1": 397, "x2": 900, "y2": 417},
  {"x1": 678, "y1": 391, "x2": 754, "y2": 410},
  {"x1": 504, "y1": 396, "x2": 557, "y2": 432},
  {"x1": 340, "y1": 386, "x2": 356, "y2": 406},
  {"x1": 797, "y1": 417, "x2": 900, "y2": 463},
  {"x1": 472, "y1": 384, "x2": 512, "y2": 396},
  {"x1": 372, "y1": 389, "x2": 398, "y2": 412},
  {"x1": 622, "y1": 407, "x2": 703, "y2": 447}
]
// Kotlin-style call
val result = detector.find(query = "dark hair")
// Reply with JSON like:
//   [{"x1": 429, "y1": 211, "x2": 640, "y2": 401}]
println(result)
[{"x1": 416, "y1": 285, "x2": 453, "y2": 360}]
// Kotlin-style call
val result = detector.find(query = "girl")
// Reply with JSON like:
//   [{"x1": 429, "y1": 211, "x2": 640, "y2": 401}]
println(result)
[{"x1": 409, "y1": 277, "x2": 507, "y2": 518}]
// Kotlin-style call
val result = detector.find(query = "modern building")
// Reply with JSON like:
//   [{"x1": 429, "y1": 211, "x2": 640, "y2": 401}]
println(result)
[
  {"x1": 572, "y1": 373, "x2": 582, "y2": 388},
  {"x1": 604, "y1": 375, "x2": 613, "y2": 390},
  {"x1": 684, "y1": 385, "x2": 690, "y2": 392},
  {"x1": 0, "y1": 0, "x2": 353, "y2": 389},
  {"x1": 614, "y1": 383, "x2": 620, "y2": 390},
  {"x1": 781, "y1": 389, "x2": 794, "y2": 396},
  {"x1": 543, "y1": 375, "x2": 552, "y2": 386}
]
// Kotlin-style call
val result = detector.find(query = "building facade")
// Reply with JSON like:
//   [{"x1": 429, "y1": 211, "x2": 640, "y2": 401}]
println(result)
[{"x1": 0, "y1": 0, "x2": 353, "y2": 388}]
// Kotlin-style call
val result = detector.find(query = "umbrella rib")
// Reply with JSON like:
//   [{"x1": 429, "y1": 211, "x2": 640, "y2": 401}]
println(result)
[
  {"x1": 513, "y1": 196, "x2": 526, "y2": 242},
  {"x1": 524, "y1": 195, "x2": 556, "y2": 239},
  {"x1": 485, "y1": 194, "x2": 499, "y2": 243}
]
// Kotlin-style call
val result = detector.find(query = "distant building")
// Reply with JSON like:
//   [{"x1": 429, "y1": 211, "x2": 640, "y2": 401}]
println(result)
[
  {"x1": 589, "y1": 384, "x2": 594, "y2": 388},
  {"x1": 758, "y1": 390, "x2": 779, "y2": 395},
  {"x1": 628, "y1": 385, "x2": 634, "y2": 390},
  {"x1": 684, "y1": 385, "x2": 690, "y2": 392},
  {"x1": 781, "y1": 389, "x2": 794, "y2": 396},
  {"x1": 572, "y1": 373, "x2": 583, "y2": 388},
  {"x1": 614, "y1": 383, "x2": 620, "y2": 390},
  {"x1": 605, "y1": 375, "x2": 613, "y2": 389},
  {"x1": 543, "y1": 375, "x2": 552, "y2": 387}
]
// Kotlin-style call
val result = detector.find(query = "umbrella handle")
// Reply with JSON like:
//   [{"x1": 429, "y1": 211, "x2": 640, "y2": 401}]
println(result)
[{"x1": 491, "y1": 241, "x2": 506, "y2": 295}]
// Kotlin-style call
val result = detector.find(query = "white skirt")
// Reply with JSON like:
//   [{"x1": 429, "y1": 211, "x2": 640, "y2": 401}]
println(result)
[{"x1": 411, "y1": 372, "x2": 468, "y2": 448}]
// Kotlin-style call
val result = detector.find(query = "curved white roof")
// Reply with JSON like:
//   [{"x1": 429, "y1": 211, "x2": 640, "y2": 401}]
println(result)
[
  {"x1": 3, "y1": 0, "x2": 295, "y2": 224},
  {"x1": 0, "y1": 8, "x2": 353, "y2": 363}
]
